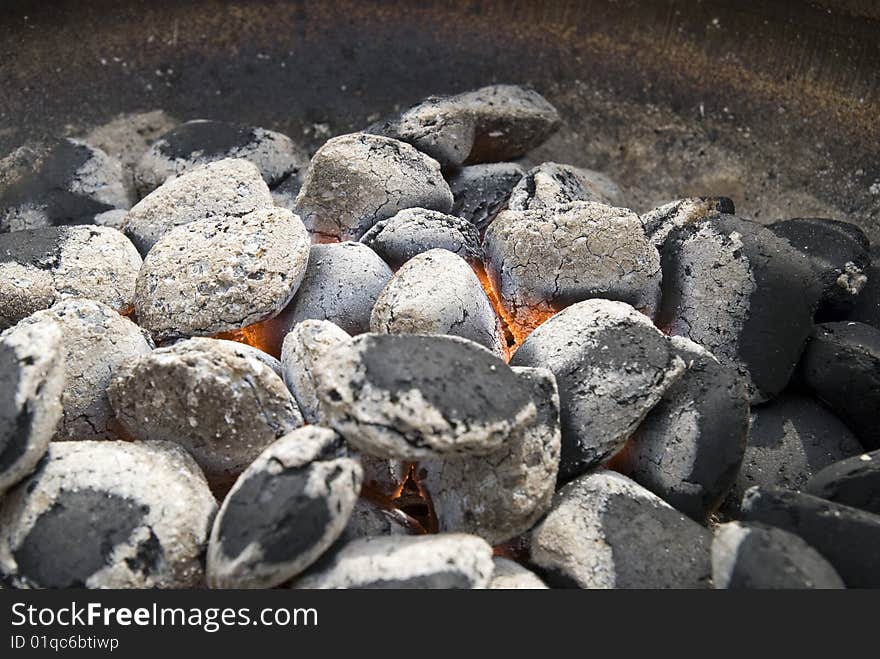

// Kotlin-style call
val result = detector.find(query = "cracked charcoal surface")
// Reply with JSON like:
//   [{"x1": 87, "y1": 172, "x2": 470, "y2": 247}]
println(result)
[
  {"x1": 448, "y1": 163, "x2": 524, "y2": 231},
  {"x1": 370, "y1": 249, "x2": 504, "y2": 356},
  {"x1": 14, "y1": 299, "x2": 152, "y2": 441},
  {"x1": 799, "y1": 321, "x2": 880, "y2": 450},
  {"x1": 657, "y1": 214, "x2": 822, "y2": 403},
  {"x1": 0, "y1": 138, "x2": 133, "y2": 233},
  {"x1": 108, "y1": 337, "x2": 303, "y2": 487},
  {"x1": 281, "y1": 319, "x2": 352, "y2": 424},
  {"x1": 842, "y1": 244, "x2": 879, "y2": 330},
  {"x1": 639, "y1": 196, "x2": 735, "y2": 249},
  {"x1": 722, "y1": 392, "x2": 863, "y2": 515},
  {"x1": 769, "y1": 217, "x2": 870, "y2": 319},
  {"x1": 135, "y1": 206, "x2": 310, "y2": 341},
  {"x1": 616, "y1": 336, "x2": 749, "y2": 521},
  {"x1": 123, "y1": 158, "x2": 274, "y2": 255},
  {"x1": 0, "y1": 318, "x2": 63, "y2": 494},
  {"x1": 711, "y1": 522, "x2": 844, "y2": 589},
  {"x1": 418, "y1": 366, "x2": 561, "y2": 544},
  {"x1": 0, "y1": 225, "x2": 142, "y2": 330},
  {"x1": 0, "y1": 440, "x2": 216, "y2": 588},
  {"x1": 511, "y1": 299, "x2": 685, "y2": 481},
  {"x1": 530, "y1": 471, "x2": 712, "y2": 589},
  {"x1": 293, "y1": 133, "x2": 453, "y2": 241},
  {"x1": 263, "y1": 242, "x2": 393, "y2": 342},
  {"x1": 314, "y1": 333, "x2": 536, "y2": 460},
  {"x1": 457, "y1": 85, "x2": 560, "y2": 164},
  {"x1": 804, "y1": 450, "x2": 880, "y2": 515},
  {"x1": 134, "y1": 119, "x2": 308, "y2": 195},
  {"x1": 366, "y1": 96, "x2": 477, "y2": 169},
  {"x1": 207, "y1": 426, "x2": 362, "y2": 589},
  {"x1": 489, "y1": 557, "x2": 548, "y2": 589},
  {"x1": 507, "y1": 162, "x2": 622, "y2": 211},
  {"x1": 740, "y1": 486, "x2": 880, "y2": 588},
  {"x1": 360, "y1": 207, "x2": 482, "y2": 268},
  {"x1": 483, "y1": 201, "x2": 662, "y2": 332},
  {"x1": 294, "y1": 533, "x2": 494, "y2": 589}
]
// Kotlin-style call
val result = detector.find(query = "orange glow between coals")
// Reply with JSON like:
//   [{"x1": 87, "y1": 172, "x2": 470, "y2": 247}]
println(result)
[{"x1": 214, "y1": 319, "x2": 281, "y2": 358}]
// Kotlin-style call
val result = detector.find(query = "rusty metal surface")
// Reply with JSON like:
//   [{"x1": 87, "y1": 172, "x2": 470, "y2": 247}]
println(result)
[{"x1": 1, "y1": 0, "x2": 879, "y2": 232}]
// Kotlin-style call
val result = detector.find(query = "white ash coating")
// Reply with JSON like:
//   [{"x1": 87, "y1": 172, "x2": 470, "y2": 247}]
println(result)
[
  {"x1": 134, "y1": 120, "x2": 308, "y2": 195},
  {"x1": 14, "y1": 299, "x2": 152, "y2": 441},
  {"x1": 264, "y1": 241, "x2": 393, "y2": 339},
  {"x1": 123, "y1": 158, "x2": 273, "y2": 254},
  {"x1": 712, "y1": 521, "x2": 844, "y2": 589},
  {"x1": 1, "y1": 139, "x2": 133, "y2": 232},
  {"x1": 530, "y1": 470, "x2": 712, "y2": 589},
  {"x1": 489, "y1": 557, "x2": 548, "y2": 589},
  {"x1": 81, "y1": 110, "x2": 179, "y2": 173},
  {"x1": 511, "y1": 299, "x2": 685, "y2": 479},
  {"x1": 418, "y1": 366, "x2": 561, "y2": 544},
  {"x1": 281, "y1": 319, "x2": 352, "y2": 424},
  {"x1": 370, "y1": 249, "x2": 504, "y2": 356},
  {"x1": 293, "y1": 133, "x2": 453, "y2": 241},
  {"x1": 639, "y1": 197, "x2": 733, "y2": 248},
  {"x1": 617, "y1": 335, "x2": 750, "y2": 520},
  {"x1": 134, "y1": 206, "x2": 310, "y2": 341},
  {"x1": 483, "y1": 201, "x2": 662, "y2": 330},
  {"x1": 0, "y1": 440, "x2": 216, "y2": 589},
  {"x1": 508, "y1": 161, "x2": 623, "y2": 211},
  {"x1": 360, "y1": 207, "x2": 482, "y2": 268},
  {"x1": 448, "y1": 162, "x2": 525, "y2": 231},
  {"x1": 294, "y1": 533, "x2": 494, "y2": 589},
  {"x1": 0, "y1": 319, "x2": 64, "y2": 494},
  {"x1": 366, "y1": 96, "x2": 477, "y2": 169},
  {"x1": 314, "y1": 333, "x2": 537, "y2": 460},
  {"x1": 108, "y1": 337, "x2": 303, "y2": 486},
  {"x1": 0, "y1": 225, "x2": 141, "y2": 330},
  {"x1": 207, "y1": 426, "x2": 362, "y2": 589}
]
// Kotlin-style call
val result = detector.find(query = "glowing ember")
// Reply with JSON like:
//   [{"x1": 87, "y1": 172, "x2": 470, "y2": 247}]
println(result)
[{"x1": 214, "y1": 318, "x2": 282, "y2": 358}]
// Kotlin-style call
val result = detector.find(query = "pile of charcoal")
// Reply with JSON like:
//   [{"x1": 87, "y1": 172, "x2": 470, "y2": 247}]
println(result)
[{"x1": 1, "y1": 84, "x2": 878, "y2": 589}]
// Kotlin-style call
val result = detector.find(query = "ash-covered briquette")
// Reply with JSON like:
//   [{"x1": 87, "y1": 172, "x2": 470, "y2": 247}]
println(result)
[
  {"x1": 507, "y1": 162, "x2": 622, "y2": 211},
  {"x1": 122, "y1": 158, "x2": 273, "y2": 255},
  {"x1": 740, "y1": 486, "x2": 880, "y2": 588},
  {"x1": 489, "y1": 557, "x2": 548, "y2": 589},
  {"x1": 657, "y1": 214, "x2": 822, "y2": 403},
  {"x1": 339, "y1": 498, "x2": 416, "y2": 542},
  {"x1": 530, "y1": 471, "x2": 712, "y2": 589},
  {"x1": 108, "y1": 337, "x2": 303, "y2": 487},
  {"x1": 0, "y1": 319, "x2": 64, "y2": 495},
  {"x1": 314, "y1": 333, "x2": 537, "y2": 460},
  {"x1": 360, "y1": 208, "x2": 482, "y2": 268},
  {"x1": 0, "y1": 225, "x2": 142, "y2": 330},
  {"x1": 842, "y1": 244, "x2": 879, "y2": 329},
  {"x1": 418, "y1": 366, "x2": 560, "y2": 544},
  {"x1": 805, "y1": 450, "x2": 880, "y2": 515},
  {"x1": 134, "y1": 119, "x2": 308, "y2": 195},
  {"x1": 370, "y1": 249, "x2": 504, "y2": 356},
  {"x1": 263, "y1": 242, "x2": 393, "y2": 345},
  {"x1": 768, "y1": 218, "x2": 870, "y2": 320},
  {"x1": 207, "y1": 426, "x2": 362, "y2": 589},
  {"x1": 293, "y1": 133, "x2": 453, "y2": 242},
  {"x1": 511, "y1": 299, "x2": 685, "y2": 481},
  {"x1": 0, "y1": 138, "x2": 133, "y2": 233},
  {"x1": 134, "y1": 206, "x2": 310, "y2": 341},
  {"x1": 722, "y1": 392, "x2": 863, "y2": 514},
  {"x1": 448, "y1": 163, "x2": 524, "y2": 231},
  {"x1": 14, "y1": 299, "x2": 152, "y2": 441},
  {"x1": 639, "y1": 196, "x2": 735, "y2": 248},
  {"x1": 616, "y1": 336, "x2": 749, "y2": 521},
  {"x1": 0, "y1": 440, "x2": 216, "y2": 589},
  {"x1": 799, "y1": 321, "x2": 880, "y2": 450},
  {"x1": 483, "y1": 202, "x2": 662, "y2": 332},
  {"x1": 294, "y1": 533, "x2": 494, "y2": 589},
  {"x1": 81, "y1": 110, "x2": 179, "y2": 174},
  {"x1": 711, "y1": 522, "x2": 844, "y2": 589},
  {"x1": 367, "y1": 85, "x2": 559, "y2": 169},
  {"x1": 281, "y1": 320, "x2": 352, "y2": 424}
]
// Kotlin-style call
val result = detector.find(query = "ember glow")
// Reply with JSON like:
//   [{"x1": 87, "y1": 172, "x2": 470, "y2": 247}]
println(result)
[{"x1": 214, "y1": 318, "x2": 283, "y2": 358}]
